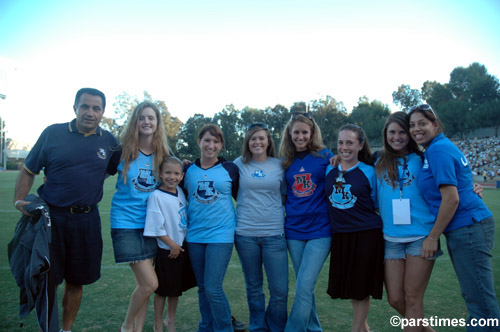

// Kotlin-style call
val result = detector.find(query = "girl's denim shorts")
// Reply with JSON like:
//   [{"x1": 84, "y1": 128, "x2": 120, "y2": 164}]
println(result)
[
  {"x1": 385, "y1": 236, "x2": 443, "y2": 261},
  {"x1": 111, "y1": 228, "x2": 157, "y2": 263}
]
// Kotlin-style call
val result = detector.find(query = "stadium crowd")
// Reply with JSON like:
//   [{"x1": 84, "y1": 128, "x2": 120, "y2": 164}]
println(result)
[{"x1": 454, "y1": 136, "x2": 500, "y2": 181}]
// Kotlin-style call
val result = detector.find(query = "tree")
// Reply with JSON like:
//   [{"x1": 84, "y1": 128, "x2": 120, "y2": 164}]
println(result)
[
  {"x1": 392, "y1": 84, "x2": 423, "y2": 112},
  {"x1": 423, "y1": 63, "x2": 500, "y2": 136},
  {"x1": 213, "y1": 105, "x2": 243, "y2": 160},
  {"x1": 449, "y1": 63, "x2": 500, "y2": 106},
  {"x1": 421, "y1": 80, "x2": 440, "y2": 103},
  {"x1": 290, "y1": 102, "x2": 307, "y2": 114},
  {"x1": 423, "y1": 82, "x2": 453, "y2": 108},
  {"x1": 308, "y1": 95, "x2": 348, "y2": 149},
  {"x1": 175, "y1": 113, "x2": 213, "y2": 160},
  {"x1": 348, "y1": 97, "x2": 390, "y2": 146},
  {"x1": 476, "y1": 99, "x2": 500, "y2": 136},
  {"x1": 437, "y1": 99, "x2": 478, "y2": 139},
  {"x1": 264, "y1": 104, "x2": 290, "y2": 148},
  {"x1": 102, "y1": 91, "x2": 139, "y2": 137}
]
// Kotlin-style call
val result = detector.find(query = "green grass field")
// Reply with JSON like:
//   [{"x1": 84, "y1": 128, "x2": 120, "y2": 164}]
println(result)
[{"x1": 1, "y1": 171, "x2": 499, "y2": 331}]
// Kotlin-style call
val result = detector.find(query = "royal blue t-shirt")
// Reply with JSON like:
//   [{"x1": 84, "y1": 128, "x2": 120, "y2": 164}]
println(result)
[
  {"x1": 284, "y1": 149, "x2": 333, "y2": 240},
  {"x1": 417, "y1": 134, "x2": 492, "y2": 232},
  {"x1": 325, "y1": 162, "x2": 382, "y2": 233}
]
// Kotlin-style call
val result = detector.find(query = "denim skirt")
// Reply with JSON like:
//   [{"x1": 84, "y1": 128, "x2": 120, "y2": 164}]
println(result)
[{"x1": 111, "y1": 228, "x2": 158, "y2": 263}]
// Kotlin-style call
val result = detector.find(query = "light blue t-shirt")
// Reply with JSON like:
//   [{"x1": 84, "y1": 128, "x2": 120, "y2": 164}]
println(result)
[
  {"x1": 376, "y1": 153, "x2": 435, "y2": 238},
  {"x1": 110, "y1": 152, "x2": 159, "y2": 229},
  {"x1": 184, "y1": 159, "x2": 238, "y2": 243},
  {"x1": 234, "y1": 156, "x2": 285, "y2": 237},
  {"x1": 417, "y1": 134, "x2": 492, "y2": 232}
]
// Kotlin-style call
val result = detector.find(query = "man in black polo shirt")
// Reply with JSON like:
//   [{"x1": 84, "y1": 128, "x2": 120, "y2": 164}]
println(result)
[{"x1": 13, "y1": 87, "x2": 121, "y2": 332}]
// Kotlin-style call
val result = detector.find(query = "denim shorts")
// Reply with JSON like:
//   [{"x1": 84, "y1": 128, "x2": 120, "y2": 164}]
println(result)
[
  {"x1": 385, "y1": 236, "x2": 443, "y2": 261},
  {"x1": 111, "y1": 228, "x2": 158, "y2": 263}
]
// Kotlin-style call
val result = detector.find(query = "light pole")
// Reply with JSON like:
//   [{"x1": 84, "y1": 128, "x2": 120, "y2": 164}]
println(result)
[{"x1": 0, "y1": 94, "x2": 6, "y2": 171}]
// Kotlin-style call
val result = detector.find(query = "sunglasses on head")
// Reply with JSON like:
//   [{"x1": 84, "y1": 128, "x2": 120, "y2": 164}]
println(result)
[
  {"x1": 291, "y1": 112, "x2": 313, "y2": 120},
  {"x1": 409, "y1": 104, "x2": 437, "y2": 119},
  {"x1": 247, "y1": 123, "x2": 268, "y2": 131}
]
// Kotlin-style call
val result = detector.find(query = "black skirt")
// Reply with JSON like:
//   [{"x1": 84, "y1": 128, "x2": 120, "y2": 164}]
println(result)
[
  {"x1": 155, "y1": 244, "x2": 197, "y2": 297},
  {"x1": 327, "y1": 228, "x2": 384, "y2": 300}
]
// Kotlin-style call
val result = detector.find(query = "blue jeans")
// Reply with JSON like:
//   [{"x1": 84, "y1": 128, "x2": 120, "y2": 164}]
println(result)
[
  {"x1": 188, "y1": 242, "x2": 234, "y2": 332},
  {"x1": 285, "y1": 237, "x2": 332, "y2": 332},
  {"x1": 445, "y1": 217, "x2": 500, "y2": 332},
  {"x1": 235, "y1": 234, "x2": 288, "y2": 332}
]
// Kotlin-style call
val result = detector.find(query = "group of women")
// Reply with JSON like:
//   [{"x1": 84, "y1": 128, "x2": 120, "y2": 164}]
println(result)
[{"x1": 109, "y1": 100, "x2": 499, "y2": 332}]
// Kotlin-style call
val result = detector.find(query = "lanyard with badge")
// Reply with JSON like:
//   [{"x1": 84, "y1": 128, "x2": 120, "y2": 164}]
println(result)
[{"x1": 392, "y1": 159, "x2": 411, "y2": 225}]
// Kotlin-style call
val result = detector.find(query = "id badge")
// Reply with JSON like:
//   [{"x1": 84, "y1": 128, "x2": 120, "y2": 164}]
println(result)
[{"x1": 392, "y1": 199, "x2": 411, "y2": 225}]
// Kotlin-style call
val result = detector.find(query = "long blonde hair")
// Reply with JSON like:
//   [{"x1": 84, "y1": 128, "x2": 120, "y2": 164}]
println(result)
[
  {"x1": 278, "y1": 113, "x2": 325, "y2": 170},
  {"x1": 120, "y1": 101, "x2": 171, "y2": 183}
]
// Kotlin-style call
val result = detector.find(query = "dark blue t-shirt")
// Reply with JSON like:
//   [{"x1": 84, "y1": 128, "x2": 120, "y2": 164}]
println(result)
[
  {"x1": 325, "y1": 162, "x2": 382, "y2": 233},
  {"x1": 24, "y1": 120, "x2": 121, "y2": 206}
]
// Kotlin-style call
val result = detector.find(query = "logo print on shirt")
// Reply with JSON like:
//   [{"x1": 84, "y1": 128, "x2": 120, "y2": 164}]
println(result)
[
  {"x1": 178, "y1": 204, "x2": 188, "y2": 231},
  {"x1": 461, "y1": 157, "x2": 469, "y2": 167},
  {"x1": 328, "y1": 184, "x2": 357, "y2": 209},
  {"x1": 383, "y1": 165, "x2": 415, "y2": 187},
  {"x1": 132, "y1": 168, "x2": 158, "y2": 192},
  {"x1": 97, "y1": 148, "x2": 107, "y2": 160},
  {"x1": 292, "y1": 173, "x2": 317, "y2": 197},
  {"x1": 423, "y1": 159, "x2": 429, "y2": 169},
  {"x1": 252, "y1": 170, "x2": 265, "y2": 179},
  {"x1": 194, "y1": 180, "x2": 220, "y2": 204}
]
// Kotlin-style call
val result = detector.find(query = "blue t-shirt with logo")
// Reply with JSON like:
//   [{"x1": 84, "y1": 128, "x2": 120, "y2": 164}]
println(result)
[
  {"x1": 325, "y1": 162, "x2": 382, "y2": 233},
  {"x1": 284, "y1": 149, "x2": 333, "y2": 240},
  {"x1": 376, "y1": 153, "x2": 435, "y2": 237},
  {"x1": 110, "y1": 151, "x2": 159, "y2": 229},
  {"x1": 183, "y1": 158, "x2": 239, "y2": 243},
  {"x1": 417, "y1": 133, "x2": 491, "y2": 232}
]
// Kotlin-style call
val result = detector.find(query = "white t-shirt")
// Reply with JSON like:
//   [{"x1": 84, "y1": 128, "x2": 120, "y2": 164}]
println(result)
[{"x1": 144, "y1": 187, "x2": 188, "y2": 250}]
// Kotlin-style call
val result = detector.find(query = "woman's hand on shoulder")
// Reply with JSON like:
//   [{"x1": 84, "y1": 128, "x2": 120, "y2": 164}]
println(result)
[{"x1": 330, "y1": 155, "x2": 341, "y2": 167}]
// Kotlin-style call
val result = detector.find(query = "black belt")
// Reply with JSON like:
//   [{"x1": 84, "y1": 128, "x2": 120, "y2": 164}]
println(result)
[{"x1": 49, "y1": 204, "x2": 96, "y2": 215}]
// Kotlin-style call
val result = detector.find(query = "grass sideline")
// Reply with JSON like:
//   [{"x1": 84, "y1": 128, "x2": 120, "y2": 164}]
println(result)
[{"x1": 0, "y1": 170, "x2": 499, "y2": 331}]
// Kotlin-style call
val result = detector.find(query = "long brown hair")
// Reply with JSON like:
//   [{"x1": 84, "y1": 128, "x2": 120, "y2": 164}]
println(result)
[
  {"x1": 375, "y1": 112, "x2": 422, "y2": 188},
  {"x1": 338, "y1": 124, "x2": 372, "y2": 165},
  {"x1": 278, "y1": 113, "x2": 325, "y2": 170},
  {"x1": 241, "y1": 124, "x2": 275, "y2": 163},
  {"x1": 120, "y1": 101, "x2": 171, "y2": 184}
]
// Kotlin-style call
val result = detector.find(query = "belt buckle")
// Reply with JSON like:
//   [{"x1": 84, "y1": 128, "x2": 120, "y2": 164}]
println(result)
[{"x1": 70, "y1": 206, "x2": 91, "y2": 214}]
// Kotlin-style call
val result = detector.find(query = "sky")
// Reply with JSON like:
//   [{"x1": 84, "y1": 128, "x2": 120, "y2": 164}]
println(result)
[{"x1": 1, "y1": 0, "x2": 499, "y2": 147}]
